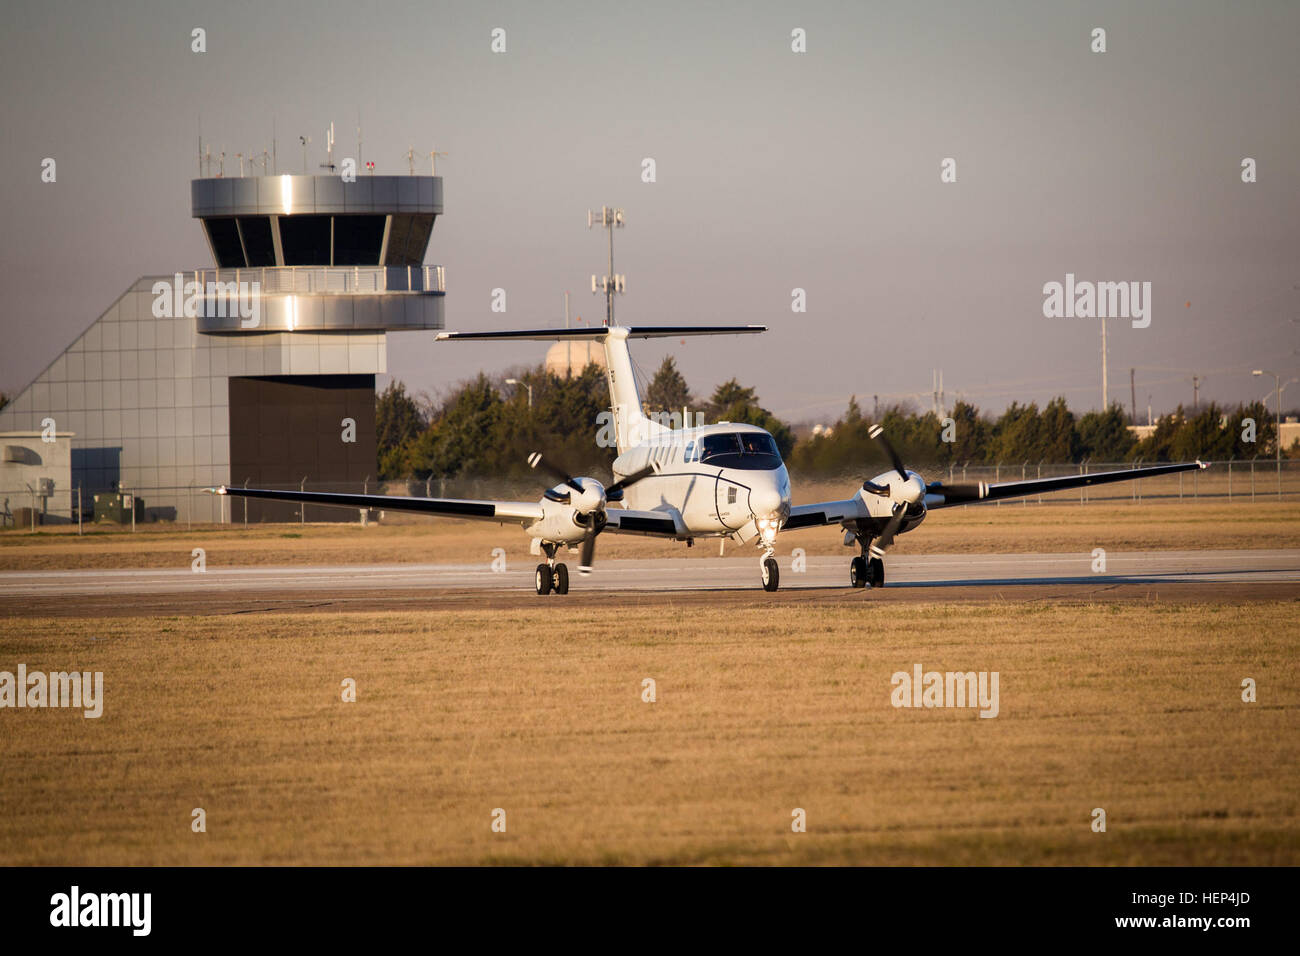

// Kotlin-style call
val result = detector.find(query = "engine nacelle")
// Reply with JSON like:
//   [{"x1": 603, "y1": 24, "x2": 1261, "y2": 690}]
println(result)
[{"x1": 524, "y1": 498, "x2": 605, "y2": 545}]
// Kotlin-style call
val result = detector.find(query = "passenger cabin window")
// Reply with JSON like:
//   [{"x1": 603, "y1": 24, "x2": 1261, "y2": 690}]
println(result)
[{"x1": 697, "y1": 432, "x2": 782, "y2": 470}]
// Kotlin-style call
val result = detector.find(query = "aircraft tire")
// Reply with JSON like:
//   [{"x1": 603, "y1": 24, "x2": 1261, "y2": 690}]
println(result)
[{"x1": 850, "y1": 556, "x2": 868, "y2": 588}]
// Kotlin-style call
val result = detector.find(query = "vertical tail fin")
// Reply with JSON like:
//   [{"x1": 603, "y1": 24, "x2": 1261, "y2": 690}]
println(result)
[{"x1": 435, "y1": 324, "x2": 766, "y2": 454}]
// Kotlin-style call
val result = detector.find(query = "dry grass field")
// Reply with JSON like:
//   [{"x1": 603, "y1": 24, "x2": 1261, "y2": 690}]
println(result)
[
  {"x1": 1, "y1": 600, "x2": 1296, "y2": 866},
  {"x1": 3, "y1": 500, "x2": 1300, "y2": 571}
]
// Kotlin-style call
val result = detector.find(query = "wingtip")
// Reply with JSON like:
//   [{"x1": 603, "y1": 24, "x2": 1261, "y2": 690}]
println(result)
[{"x1": 201, "y1": 485, "x2": 228, "y2": 495}]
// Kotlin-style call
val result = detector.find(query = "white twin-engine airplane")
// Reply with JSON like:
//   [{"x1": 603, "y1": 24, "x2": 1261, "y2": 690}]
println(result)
[{"x1": 211, "y1": 325, "x2": 1208, "y2": 594}]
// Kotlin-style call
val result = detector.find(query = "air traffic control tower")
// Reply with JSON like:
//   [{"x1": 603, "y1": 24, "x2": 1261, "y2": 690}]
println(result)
[{"x1": 0, "y1": 173, "x2": 445, "y2": 522}]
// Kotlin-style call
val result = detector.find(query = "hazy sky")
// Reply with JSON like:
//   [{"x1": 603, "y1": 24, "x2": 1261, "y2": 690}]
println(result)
[{"x1": 2, "y1": 0, "x2": 1297, "y2": 422}]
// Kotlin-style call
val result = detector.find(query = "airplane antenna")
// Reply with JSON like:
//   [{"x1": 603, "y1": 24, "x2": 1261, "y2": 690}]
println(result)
[
  {"x1": 299, "y1": 135, "x2": 311, "y2": 173},
  {"x1": 587, "y1": 206, "x2": 625, "y2": 326}
]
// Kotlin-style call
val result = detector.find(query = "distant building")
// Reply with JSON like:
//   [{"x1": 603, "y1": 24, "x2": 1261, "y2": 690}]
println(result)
[
  {"x1": 0, "y1": 172, "x2": 446, "y2": 522},
  {"x1": 544, "y1": 339, "x2": 606, "y2": 377},
  {"x1": 0, "y1": 431, "x2": 73, "y2": 526}
]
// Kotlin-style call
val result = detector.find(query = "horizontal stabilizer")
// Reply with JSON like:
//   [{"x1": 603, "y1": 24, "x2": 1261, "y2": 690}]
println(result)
[{"x1": 436, "y1": 325, "x2": 765, "y2": 342}]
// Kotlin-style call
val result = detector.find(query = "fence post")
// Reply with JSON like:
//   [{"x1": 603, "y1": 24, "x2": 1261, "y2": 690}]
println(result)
[
  {"x1": 995, "y1": 461, "x2": 1001, "y2": 506},
  {"x1": 1251, "y1": 456, "x2": 1256, "y2": 501},
  {"x1": 1080, "y1": 460, "x2": 1086, "y2": 505},
  {"x1": 243, "y1": 477, "x2": 249, "y2": 528},
  {"x1": 77, "y1": 486, "x2": 83, "y2": 535},
  {"x1": 1227, "y1": 459, "x2": 1232, "y2": 500},
  {"x1": 1021, "y1": 461, "x2": 1028, "y2": 506}
]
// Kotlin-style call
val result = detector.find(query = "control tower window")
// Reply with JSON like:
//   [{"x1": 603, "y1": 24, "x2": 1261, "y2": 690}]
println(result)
[
  {"x1": 278, "y1": 214, "x2": 332, "y2": 265},
  {"x1": 383, "y1": 214, "x2": 434, "y2": 266},
  {"x1": 333, "y1": 215, "x2": 386, "y2": 266},
  {"x1": 237, "y1": 216, "x2": 276, "y2": 267},
  {"x1": 204, "y1": 217, "x2": 245, "y2": 268}
]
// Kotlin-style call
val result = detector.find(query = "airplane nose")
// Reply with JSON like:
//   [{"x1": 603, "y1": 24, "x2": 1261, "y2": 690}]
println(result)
[{"x1": 750, "y1": 482, "x2": 784, "y2": 519}]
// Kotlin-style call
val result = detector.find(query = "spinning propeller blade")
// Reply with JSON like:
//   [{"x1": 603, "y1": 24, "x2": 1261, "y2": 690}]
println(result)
[
  {"x1": 870, "y1": 502, "x2": 907, "y2": 557},
  {"x1": 868, "y1": 424, "x2": 908, "y2": 481},
  {"x1": 606, "y1": 463, "x2": 655, "y2": 501},
  {"x1": 527, "y1": 452, "x2": 583, "y2": 493}
]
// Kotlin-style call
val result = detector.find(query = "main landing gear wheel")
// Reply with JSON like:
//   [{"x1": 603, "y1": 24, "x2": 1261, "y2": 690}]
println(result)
[
  {"x1": 761, "y1": 557, "x2": 780, "y2": 592},
  {"x1": 869, "y1": 557, "x2": 885, "y2": 588},
  {"x1": 553, "y1": 563, "x2": 570, "y2": 595},
  {"x1": 535, "y1": 564, "x2": 553, "y2": 595},
  {"x1": 850, "y1": 556, "x2": 868, "y2": 588}
]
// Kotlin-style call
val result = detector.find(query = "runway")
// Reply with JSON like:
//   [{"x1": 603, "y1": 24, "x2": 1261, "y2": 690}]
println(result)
[{"x1": 2, "y1": 549, "x2": 1297, "y2": 617}]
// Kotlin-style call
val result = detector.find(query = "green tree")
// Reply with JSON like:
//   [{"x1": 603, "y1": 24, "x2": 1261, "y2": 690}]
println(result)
[
  {"x1": 643, "y1": 356, "x2": 694, "y2": 414},
  {"x1": 408, "y1": 373, "x2": 504, "y2": 478},
  {"x1": 1039, "y1": 397, "x2": 1080, "y2": 463},
  {"x1": 1077, "y1": 406, "x2": 1136, "y2": 461},
  {"x1": 376, "y1": 381, "x2": 428, "y2": 479}
]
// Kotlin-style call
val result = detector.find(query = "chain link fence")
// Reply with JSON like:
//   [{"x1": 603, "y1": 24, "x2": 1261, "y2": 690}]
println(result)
[{"x1": 2, "y1": 459, "x2": 1297, "y2": 530}]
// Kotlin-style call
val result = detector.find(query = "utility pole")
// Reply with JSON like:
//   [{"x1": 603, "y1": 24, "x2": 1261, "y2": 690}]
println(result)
[
  {"x1": 1130, "y1": 368, "x2": 1137, "y2": 425},
  {"x1": 1192, "y1": 375, "x2": 1200, "y2": 411},
  {"x1": 1253, "y1": 369, "x2": 1282, "y2": 498},
  {"x1": 564, "y1": 291, "x2": 571, "y2": 378},
  {"x1": 587, "y1": 206, "x2": 625, "y2": 326},
  {"x1": 1101, "y1": 316, "x2": 1108, "y2": 409}
]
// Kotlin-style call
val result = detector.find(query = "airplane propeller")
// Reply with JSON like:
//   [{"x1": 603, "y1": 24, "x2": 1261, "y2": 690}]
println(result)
[
  {"x1": 861, "y1": 424, "x2": 926, "y2": 558},
  {"x1": 528, "y1": 453, "x2": 657, "y2": 574}
]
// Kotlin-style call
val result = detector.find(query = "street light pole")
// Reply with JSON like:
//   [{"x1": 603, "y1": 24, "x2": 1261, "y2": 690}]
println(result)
[{"x1": 505, "y1": 378, "x2": 532, "y2": 408}]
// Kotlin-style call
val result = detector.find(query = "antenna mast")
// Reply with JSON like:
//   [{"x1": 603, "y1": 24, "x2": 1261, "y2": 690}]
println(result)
[
  {"x1": 429, "y1": 146, "x2": 448, "y2": 176},
  {"x1": 587, "y1": 206, "x2": 625, "y2": 326}
]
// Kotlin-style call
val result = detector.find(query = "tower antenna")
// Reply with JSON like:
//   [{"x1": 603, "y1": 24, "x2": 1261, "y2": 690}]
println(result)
[
  {"x1": 429, "y1": 146, "x2": 448, "y2": 176},
  {"x1": 587, "y1": 206, "x2": 625, "y2": 326}
]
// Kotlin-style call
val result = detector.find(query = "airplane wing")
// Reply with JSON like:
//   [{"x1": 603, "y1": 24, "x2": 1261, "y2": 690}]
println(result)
[
  {"x1": 207, "y1": 486, "x2": 544, "y2": 524},
  {"x1": 782, "y1": 460, "x2": 1208, "y2": 529},
  {"x1": 924, "y1": 460, "x2": 1207, "y2": 508},
  {"x1": 783, "y1": 498, "x2": 867, "y2": 531}
]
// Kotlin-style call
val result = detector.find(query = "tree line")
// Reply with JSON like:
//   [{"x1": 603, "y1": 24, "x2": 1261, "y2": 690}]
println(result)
[{"x1": 377, "y1": 356, "x2": 1286, "y2": 481}]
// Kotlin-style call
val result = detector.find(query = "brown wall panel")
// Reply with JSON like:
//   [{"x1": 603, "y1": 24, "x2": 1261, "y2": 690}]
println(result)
[{"x1": 228, "y1": 374, "x2": 377, "y2": 522}]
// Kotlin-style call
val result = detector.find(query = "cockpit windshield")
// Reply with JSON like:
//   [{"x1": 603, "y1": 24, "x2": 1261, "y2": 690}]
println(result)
[{"x1": 697, "y1": 432, "x2": 781, "y2": 468}]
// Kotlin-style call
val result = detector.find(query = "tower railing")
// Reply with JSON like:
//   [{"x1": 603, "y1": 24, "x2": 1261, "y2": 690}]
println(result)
[{"x1": 187, "y1": 264, "x2": 444, "y2": 295}]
